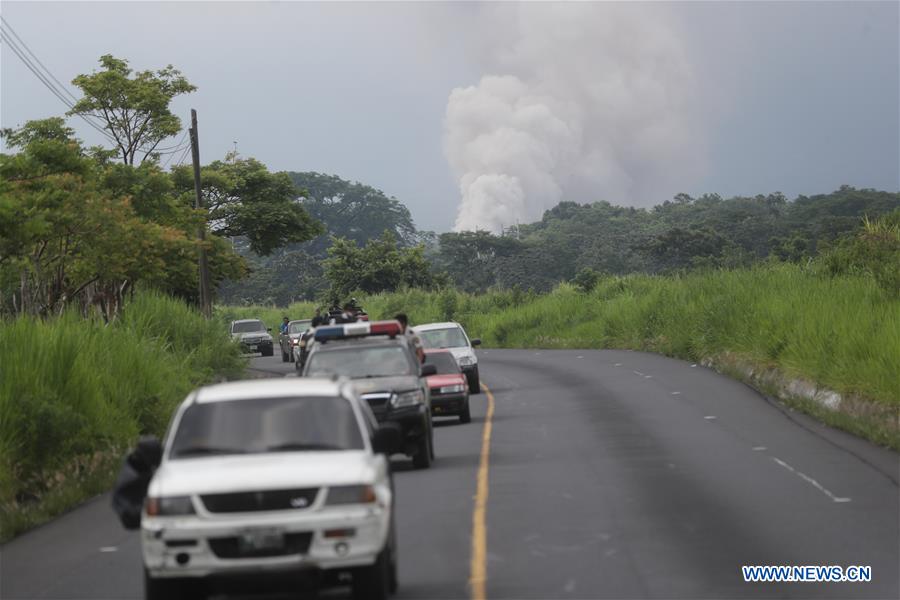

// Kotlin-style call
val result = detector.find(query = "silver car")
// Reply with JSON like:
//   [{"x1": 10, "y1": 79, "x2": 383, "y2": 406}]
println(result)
[
  {"x1": 279, "y1": 319, "x2": 312, "y2": 362},
  {"x1": 230, "y1": 319, "x2": 274, "y2": 356}
]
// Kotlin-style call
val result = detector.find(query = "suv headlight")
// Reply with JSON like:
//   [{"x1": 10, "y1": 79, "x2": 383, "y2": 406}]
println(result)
[
  {"x1": 326, "y1": 485, "x2": 376, "y2": 505},
  {"x1": 440, "y1": 384, "x2": 466, "y2": 394},
  {"x1": 145, "y1": 496, "x2": 195, "y2": 516},
  {"x1": 391, "y1": 389, "x2": 424, "y2": 408},
  {"x1": 457, "y1": 355, "x2": 474, "y2": 366}
]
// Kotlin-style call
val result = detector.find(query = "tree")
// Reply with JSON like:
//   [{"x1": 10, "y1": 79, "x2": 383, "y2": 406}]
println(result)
[
  {"x1": 288, "y1": 172, "x2": 417, "y2": 251},
  {"x1": 323, "y1": 232, "x2": 446, "y2": 301},
  {"x1": 172, "y1": 158, "x2": 323, "y2": 256},
  {"x1": 0, "y1": 119, "x2": 191, "y2": 317},
  {"x1": 69, "y1": 55, "x2": 196, "y2": 165},
  {"x1": 0, "y1": 118, "x2": 245, "y2": 318}
]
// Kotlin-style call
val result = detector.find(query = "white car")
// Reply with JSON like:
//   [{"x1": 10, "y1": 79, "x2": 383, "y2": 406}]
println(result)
[
  {"x1": 230, "y1": 318, "x2": 274, "y2": 356},
  {"x1": 413, "y1": 322, "x2": 482, "y2": 393},
  {"x1": 140, "y1": 378, "x2": 401, "y2": 600}
]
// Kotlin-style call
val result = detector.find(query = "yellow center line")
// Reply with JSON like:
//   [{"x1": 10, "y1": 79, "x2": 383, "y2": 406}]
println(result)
[{"x1": 470, "y1": 382, "x2": 496, "y2": 600}]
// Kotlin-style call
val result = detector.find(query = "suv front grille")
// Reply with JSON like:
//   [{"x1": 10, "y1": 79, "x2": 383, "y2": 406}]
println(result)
[
  {"x1": 201, "y1": 488, "x2": 319, "y2": 513},
  {"x1": 361, "y1": 392, "x2": 392, "y2": 418},
  {"x1": 208, "y1": 532, "x2": 313, "y2": 558}
]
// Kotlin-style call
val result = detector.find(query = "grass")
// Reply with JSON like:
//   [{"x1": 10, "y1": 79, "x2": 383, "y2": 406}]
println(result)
[
  {"x1": 0, "y1": 291, "x2": 244, "y2": 541},
  {"x1": 224, "y1": 264, "x2": 899, "y2": 446}
]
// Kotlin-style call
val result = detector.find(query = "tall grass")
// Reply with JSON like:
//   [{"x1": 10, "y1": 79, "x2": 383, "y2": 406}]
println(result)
[
  {"x1": 228, "y1": 265, "x2": 898, "y2": 407},
  {"x1": 222, "y1": 265, "x2": 898, "y2": 445},
  {"x1": 0, "y1": 291, "x2": 243, "y2": 539}
]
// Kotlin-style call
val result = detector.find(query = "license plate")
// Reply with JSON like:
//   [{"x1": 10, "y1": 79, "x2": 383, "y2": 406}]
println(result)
[
  {"x1": 249, "y1": 345, "x2": 258, "y2": 351},
  {"x1": 239, "y1": 529, "x2": 284, "y2": 552}
]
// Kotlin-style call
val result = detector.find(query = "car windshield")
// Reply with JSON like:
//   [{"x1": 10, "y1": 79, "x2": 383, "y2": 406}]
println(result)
[
  {"x1": 306, "y1": 345, "x2": 414, "y2": 378},
  {"x1": 289, "y1": 320, "x2": 311, "y2": 334},
  {"x1": 418, "y1": 327, "x2": 468, "y2": 349},
  {"x1": 232, "y1": 320, "x2": 265, "y2": 334},
  {"x1": 169, "y1": 396, "x2": 364, "y2": 459},
  {"x1": 424, "y1": 352, "x2": 461, "y2": 374}
]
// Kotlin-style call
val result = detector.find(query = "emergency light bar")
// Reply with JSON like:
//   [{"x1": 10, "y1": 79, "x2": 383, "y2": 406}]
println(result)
[{"x1": 314, "y1": 320, "x2": 402, "y2": 342}]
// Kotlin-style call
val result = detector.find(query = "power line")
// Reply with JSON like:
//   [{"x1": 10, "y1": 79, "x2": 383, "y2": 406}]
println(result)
[
  {"x1": 160, "y1": 130, "x2": 190, "y2": 169},
  {"x1": 0, "y1": 19, "x2": 117, "y2": 144},
  {"x1": 1, "y1": 16, "x2": 78, "y2": 103}
]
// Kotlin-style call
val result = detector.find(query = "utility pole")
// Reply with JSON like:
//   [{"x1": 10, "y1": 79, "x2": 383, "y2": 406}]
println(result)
[{"x1": 189, "y1": 109, "x2": 212, "y2": 318}]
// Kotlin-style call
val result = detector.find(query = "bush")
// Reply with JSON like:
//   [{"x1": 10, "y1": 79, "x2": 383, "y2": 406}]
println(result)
[{"x1": 0, "y1": 291, "x2": 242, "y2": 539}]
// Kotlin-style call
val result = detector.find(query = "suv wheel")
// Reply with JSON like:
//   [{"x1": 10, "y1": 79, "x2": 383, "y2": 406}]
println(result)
[
  {"x1": 467, "y1": 366, "x2": 480, "y2": 394},
  {"x1": 144, "y1": 570, "x2": 196, "y2": 600},
  {"x1": 412, "y1": 429, "x2": 432, "y2": 469},
  {"x1": 352, "y1": 544, "x2": 392, "y2": 600}
]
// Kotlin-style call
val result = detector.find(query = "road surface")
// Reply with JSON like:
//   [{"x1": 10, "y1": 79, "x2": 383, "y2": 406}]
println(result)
[{"x1": 2, "y1": 349, "x2": 897, "y2": 599}]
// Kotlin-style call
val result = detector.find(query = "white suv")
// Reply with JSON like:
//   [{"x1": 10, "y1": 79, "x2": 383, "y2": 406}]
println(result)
[
  {"x1": 139, "y1": 378, "x2": 400, "y2": 600},
  {"x1": 414, "y1": 322, "x2": 482, "y2": 393}
]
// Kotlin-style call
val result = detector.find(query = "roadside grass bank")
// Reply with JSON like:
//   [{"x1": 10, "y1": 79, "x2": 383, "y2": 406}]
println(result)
[
  {"x1": 226, "y1": 264, "x2": 898, "y2": 449},
  {"x1": 0, "y1": 291, "x2": 244, "y2": 541}
]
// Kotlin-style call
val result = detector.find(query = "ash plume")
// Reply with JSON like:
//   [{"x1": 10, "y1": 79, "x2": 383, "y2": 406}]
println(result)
[{"x1": 444, "y1": 3, "x2": 705, "y2": 233}]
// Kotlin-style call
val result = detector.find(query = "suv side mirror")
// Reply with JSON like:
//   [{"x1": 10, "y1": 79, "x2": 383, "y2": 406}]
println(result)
[
  {"x1": 470, "y1": 338, "x2": 482, "y2": 346},
  {"x1": 267, "y1": 327, "x2": 273, "y2": 332},
  {"x1": 134, "y1": 435, "x2": 163, "y2": 470},
  {"x1": 372, "y1": 424, "x2": 403, "y2": 455},
  {"x1": 421, "y1": 363, "x2": 437, "y2": 377},
  {"x1": 111, "y1": 435, "x2": 162, "y2": 530}
]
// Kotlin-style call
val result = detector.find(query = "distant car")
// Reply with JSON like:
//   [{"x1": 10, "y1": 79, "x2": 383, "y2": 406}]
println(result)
[
  {"x1": 230, "y1": 319, "x2": 274, "y2": 356},
  {"x1": 279, "y1": 319, "x2": 312, "y2": 362},
  {"x1": 140, "y1": 378, "x2": 402, "y2": 600},
  {"x1": 414, "y1": 322, "x2": 481, "y2": 393},
  {"x1": 303, "y1": 321, "x2": 438, "y2": 469},
  {"x1": 423, "y1": 349, "x2": 470, "y2": 423}
]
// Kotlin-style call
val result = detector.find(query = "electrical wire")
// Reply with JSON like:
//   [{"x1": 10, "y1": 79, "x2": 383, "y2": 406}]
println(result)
[
  {"x1": 0, "y1": 25, "x2": 118, "y2": 145},
  {"x1": 1, "y1": 15, "x2": 78, "y2": 103},
  {"x1": 160, "y1": 130, "x2": 191, "y2": 168}
]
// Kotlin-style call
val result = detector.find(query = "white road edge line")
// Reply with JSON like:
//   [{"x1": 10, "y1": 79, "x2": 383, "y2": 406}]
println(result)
[{"x1": 771, "y1": 457, "x2": 851, "y2": 503}]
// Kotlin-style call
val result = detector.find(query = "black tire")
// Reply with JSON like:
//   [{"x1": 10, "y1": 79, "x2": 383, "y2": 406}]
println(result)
[
  {"x1": 262, "y1": 346, "x2": 274, "y2": 357},
  {"x1": 352, "y1": 545, "x2": 392, "y2": 600},
  {"x1": 460, "y1": 397, "x2": 471, "y2": 424},
  {"x1": 388, "y1": 524, "x2": 398, "y2": 594},
  {"x1": 467, "y1": 367, "x2": 480, "y2": 394},
  {"x1": 144, "y1": 570, "x2": 196, "y2": 600},
  {"x1": 411, "y1": 428, "x2": 432, "y2": 469}
]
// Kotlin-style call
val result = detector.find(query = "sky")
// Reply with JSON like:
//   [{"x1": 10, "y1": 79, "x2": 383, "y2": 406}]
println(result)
[{"x1": 2, "y1": 1, "x2": 898, "y2": 233}]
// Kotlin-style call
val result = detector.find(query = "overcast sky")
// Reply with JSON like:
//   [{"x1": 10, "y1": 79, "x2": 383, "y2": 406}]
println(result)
[{"x1": 2, "y1": 1, "x2": 898, "y2": 232}]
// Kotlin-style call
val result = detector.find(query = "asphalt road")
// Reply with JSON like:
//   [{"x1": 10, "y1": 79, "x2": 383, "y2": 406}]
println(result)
[{"x1": 2, "y1": 349, "x2": 897, "y2": 599}]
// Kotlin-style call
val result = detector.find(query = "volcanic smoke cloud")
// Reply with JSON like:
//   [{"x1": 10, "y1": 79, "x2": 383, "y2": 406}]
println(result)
[{"x1": 445, "y1": 3, "x2": 705, "y2": 233}]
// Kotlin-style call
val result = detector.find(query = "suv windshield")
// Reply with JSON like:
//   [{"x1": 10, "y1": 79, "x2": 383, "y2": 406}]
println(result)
[
  {"x1": 418, "y1": 327, "x2": 468, "y2": 349},
  {"x1": 424, "y1": 352, "x2": 461, "y2": 374},
  {"x1": 169, "y1": 396, "x2": 364, "y2": 458},
  {"x1": 289, "y1": 320, "x2": 311, "y2": 334},
  {"x1": 306, "y1": 345, "x2": 414, "y2": 378},
  {"x1": 232, "y1": 320, "x2": 265, "y2": 334}
]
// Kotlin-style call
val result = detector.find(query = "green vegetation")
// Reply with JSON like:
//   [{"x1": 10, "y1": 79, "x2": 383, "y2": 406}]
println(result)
[
  {"x1": 0, "y1": 291, "x2": 243, "y2": 541},
  {"x1": 221, "y1": 185, "x2": 899, "y2": 304},
  {"x1": 323, "y1": 232, "x2": 446, "y2": 302},
  {"x1": 218, "y1": 172, "x2": 421, "y2": 305},
  {"x1": 1, "y1": 55, "x2": 321, "y2": 320},
  {"x1": 234, "y1": 259, "x2": 898, "y2": 447}
]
